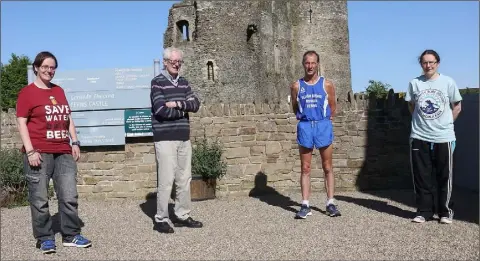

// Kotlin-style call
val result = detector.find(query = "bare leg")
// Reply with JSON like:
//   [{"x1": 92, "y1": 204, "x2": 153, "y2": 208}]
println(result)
[
  {"x1": 320, "y1": 144, "x2": 334, "y2": 200},
  {"x1": 299, "y1": 146, "x2": 313, "y2": 201},
  {"x1": 319, "y1": 144, "x2": 341, "y2": 216}
]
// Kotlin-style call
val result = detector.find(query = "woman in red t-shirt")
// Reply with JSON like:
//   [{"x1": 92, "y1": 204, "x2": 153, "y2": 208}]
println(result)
[{"x1": 16, "y1": 51, "x2": 92, "y2": 254}]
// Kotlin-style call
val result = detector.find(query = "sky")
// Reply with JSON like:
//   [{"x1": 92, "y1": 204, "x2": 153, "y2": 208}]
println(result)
[{"x1": 1, "y1": 1, "x2": 479, "y2": 93}]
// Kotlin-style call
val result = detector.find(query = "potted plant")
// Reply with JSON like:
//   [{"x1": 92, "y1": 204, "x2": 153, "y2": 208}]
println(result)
[{"x1": 190, "y1": 136, "x2": 227, "y2": 201}]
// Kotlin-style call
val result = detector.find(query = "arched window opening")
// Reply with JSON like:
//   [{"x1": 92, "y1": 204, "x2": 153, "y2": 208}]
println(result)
[
  {"x1": 207, "y1": 61, "x2": 214, "y2": 81},
  {"x1": 176, "y1": 20, "x2": 190, "y2": 41}
]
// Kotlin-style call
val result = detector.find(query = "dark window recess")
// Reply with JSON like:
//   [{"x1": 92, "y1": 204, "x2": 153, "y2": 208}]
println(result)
[
  {"x1": 176, "y1": 20, "x2": 190, "y2": 41},
  {"x1": 207, "y1": 61, "x2": 214, "y2": 81},
  {"x1": 247, "y1": 24, "x2": 258, "y2": 42}
]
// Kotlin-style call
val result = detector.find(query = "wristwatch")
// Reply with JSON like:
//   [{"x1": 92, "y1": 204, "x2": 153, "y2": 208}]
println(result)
[{"x1": 72, "y1": 141, "x2": 81, "y2": 147}]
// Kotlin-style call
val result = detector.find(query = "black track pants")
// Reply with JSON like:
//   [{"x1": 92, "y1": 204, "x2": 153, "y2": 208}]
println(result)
[{"x1": 410, "y1": 138, "x2": 455, "y2": 219}]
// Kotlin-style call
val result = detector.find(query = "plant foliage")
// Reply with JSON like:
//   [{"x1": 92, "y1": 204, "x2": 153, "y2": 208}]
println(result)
[
  {"x1": 366, "y1": 79, "x2": 390, "y2": 99},
  {"x1": 192, "y1": 137, "x2": 227, "y2": 180},
  {"x1": 1, "y1": 53, "x2": 32, "y2": 110},
  {"x1": 0, "y1": 148, "x2": 25, "y2": 190}
]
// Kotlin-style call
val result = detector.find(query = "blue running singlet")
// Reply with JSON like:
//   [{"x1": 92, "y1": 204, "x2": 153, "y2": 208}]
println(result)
[{"x1": 295, "y1": 76, "x2": 334, "y2": 149}]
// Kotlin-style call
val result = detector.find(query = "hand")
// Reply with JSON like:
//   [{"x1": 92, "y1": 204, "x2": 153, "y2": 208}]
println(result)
[
  {"x1": 330, "y1": 116, "x2": 334, "y2": 121},
  {"x1": 165, "y1": 101, "x2": 177, "y2": 108},
  {"x1": 72, "y1": 145, "x2": 81, "y2": 161},
  {"x1": 28, "y1": 152, "x2": 42, "y2": 167}
]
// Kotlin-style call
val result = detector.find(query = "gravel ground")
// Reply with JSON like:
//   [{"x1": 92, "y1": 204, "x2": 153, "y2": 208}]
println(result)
[{"x1": 1, "y1": 190, "x2": 478, "y2": 260}]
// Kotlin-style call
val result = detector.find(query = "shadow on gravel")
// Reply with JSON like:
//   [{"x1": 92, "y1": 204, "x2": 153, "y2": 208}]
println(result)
[
  {"x1": 248, "y1": 172, "x2": 327, "y2": 215},
  {"x1": 336, "y1": 189, "x2": 479, "y2": 224},
  {"x1": 51, "y1": 213, "x2": 84, "y2": 234},
  {"x1": 139, "y1": 192, "x2": 175, "y2": 225},
  {"x1": 335, "y1": 194, "x2": 413, "y2": 219}
]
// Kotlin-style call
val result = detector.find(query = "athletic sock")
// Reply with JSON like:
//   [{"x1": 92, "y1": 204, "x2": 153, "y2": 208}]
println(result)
[
  {"x1": 302, "y1": 200, "x2": 309, "y2": 207},
  {"x1": 326, "y1": 198, "x2": 335, "y2": 206}
]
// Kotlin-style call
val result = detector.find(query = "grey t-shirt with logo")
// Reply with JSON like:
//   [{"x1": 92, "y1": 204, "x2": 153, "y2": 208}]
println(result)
[{"x1": 405, "y1": 73, "x2": 463, "y2": 143}]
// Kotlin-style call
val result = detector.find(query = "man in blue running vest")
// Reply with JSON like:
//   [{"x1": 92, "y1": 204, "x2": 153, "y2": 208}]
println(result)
[{"x1": 290, "y1": 50, "x2": 341, "y2": 219}]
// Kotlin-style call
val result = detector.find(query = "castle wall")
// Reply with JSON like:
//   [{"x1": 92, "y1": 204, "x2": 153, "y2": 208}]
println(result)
[{"x1": 2, "y1": 92, "x2": 423, "y2": 200}]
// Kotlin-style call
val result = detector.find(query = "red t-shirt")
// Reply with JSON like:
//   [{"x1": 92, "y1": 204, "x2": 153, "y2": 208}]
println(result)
[{"x1": 16, "y1": 83, "x2": 72, "y2": 154}]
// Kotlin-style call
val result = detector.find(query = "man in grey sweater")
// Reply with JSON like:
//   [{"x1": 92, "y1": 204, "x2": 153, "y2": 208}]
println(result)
[{"x1": 150, "y1": 47, "x2": 202, "y2": 233}]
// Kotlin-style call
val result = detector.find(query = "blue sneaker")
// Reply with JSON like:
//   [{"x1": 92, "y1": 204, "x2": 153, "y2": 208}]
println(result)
[
  {"x1": 296, "y1": 204, "x2": 312, "y2": 219},
  {"x1": 62, "y1": 234, "x2": 92, "y2": 248},
  {"x1": 36, "y1": 239, "x2": 56, "y2": 254},
  {"x1": 326, "y1": 204, "x2": 341, "y2": 217}
]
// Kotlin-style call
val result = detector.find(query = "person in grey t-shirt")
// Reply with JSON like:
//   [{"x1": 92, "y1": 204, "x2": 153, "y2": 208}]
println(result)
[{"x1": 405, "y1": 49, "x2": 462, "y2": 224}]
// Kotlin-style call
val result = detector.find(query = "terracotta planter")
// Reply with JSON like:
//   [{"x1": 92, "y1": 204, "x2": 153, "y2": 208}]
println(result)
[{"x1": 190, "y1": 176, "x2": 216, "y2": 201}]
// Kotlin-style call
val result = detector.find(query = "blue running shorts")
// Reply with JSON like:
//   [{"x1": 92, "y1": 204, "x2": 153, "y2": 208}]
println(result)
[{"x1": 296, "y1": 120, "x2": 334, "y2": 149}]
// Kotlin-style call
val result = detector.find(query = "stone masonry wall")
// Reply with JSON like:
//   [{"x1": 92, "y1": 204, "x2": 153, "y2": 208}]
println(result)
[
  {"x1": 0, "y1": 91, "x2": 414, "y2": 200},
  {"x1": 164, "y1": 0, "x2": 352, "y2": 104}
]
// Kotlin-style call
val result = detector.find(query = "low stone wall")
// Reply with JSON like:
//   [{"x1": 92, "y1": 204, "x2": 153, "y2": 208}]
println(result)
[{"x1": 1, "y1": 91, "x2": 414, "y2": 200}]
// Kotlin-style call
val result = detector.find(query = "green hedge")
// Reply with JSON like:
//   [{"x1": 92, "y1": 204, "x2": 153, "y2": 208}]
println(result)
[
  {"x1": 0, "y1": 148, "x2": 55, "y2": 208},
  {"x1": 0, "y1": 148, "x2": 28, "y2": 207},
  {"x1": 0, "y1": 148, "x2": 25, "y2": 190},
  {"x1": 459, "y1": 88, "x2": 479, "y2": 95}
]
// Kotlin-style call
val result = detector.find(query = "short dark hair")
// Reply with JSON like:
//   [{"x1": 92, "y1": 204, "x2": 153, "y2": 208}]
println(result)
[
  {"x1": 302, "y1": 50, "x2": 320, "y2": 63},
  {"x1": 418, "y1": 49, "x2": 440, "y2": 64},
  {"x1": 32, "y1": 51, "x2": 58, "y2": 75}
]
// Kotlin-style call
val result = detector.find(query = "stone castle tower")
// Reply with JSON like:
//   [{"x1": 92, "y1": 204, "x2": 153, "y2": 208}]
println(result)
[{"x1": 163, "y1": 0, "x2": 352, "y2": 103}]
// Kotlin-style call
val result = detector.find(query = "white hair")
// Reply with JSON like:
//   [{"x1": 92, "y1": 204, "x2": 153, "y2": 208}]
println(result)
[{"x1": 163, "y1": 47, "x2": 183, "y2": 61}]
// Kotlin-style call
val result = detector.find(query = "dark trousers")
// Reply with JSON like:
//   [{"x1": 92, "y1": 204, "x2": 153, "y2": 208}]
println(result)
[
  {"x1": 410, "y1": 138, "x2": 455, "y2": 219},
  {"x1": 23, "y1": 153, "x2": 82, "y2": 242}
]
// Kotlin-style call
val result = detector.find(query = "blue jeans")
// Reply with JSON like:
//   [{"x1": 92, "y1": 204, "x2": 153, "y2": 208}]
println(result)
[{"x1": 23, "y1": 153, "x2": 82, "y2": 242}]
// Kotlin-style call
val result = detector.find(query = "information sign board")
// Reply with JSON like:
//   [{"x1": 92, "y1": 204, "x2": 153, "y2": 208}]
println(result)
[
  {"x1": 51, "y1": 67, "x2": 154, "y2": 111},
  {"x1": 72, "y1": 110, "x2": 124, "y2": 127},
  {"x1": 27, "y1": 63, "x2": 159, "y2": 147},
  {"x1": 124, "y1": 109, "x2": 153, "y2": 137},
  {"x1": 75, "y1": 126, "x2": 126, "y2": 146}
]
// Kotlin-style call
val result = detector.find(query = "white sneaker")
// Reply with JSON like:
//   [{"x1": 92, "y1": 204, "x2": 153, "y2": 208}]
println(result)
[
  {"x1": 440, "y1": 217, "x2": 453, "y2": 224},
  {"x1": 412, "y1": 216, "x2": 426, "y2": 223}
]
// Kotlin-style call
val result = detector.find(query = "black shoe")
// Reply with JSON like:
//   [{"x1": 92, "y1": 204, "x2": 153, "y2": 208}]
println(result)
[
  {"x1": 173, "y1": 217, "x2": 203, "y2": 228},
  {"x1": 154, "y1": 221, "x2": 174, "y2": 233}
]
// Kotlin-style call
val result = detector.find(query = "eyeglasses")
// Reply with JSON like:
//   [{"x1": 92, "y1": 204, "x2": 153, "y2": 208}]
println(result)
[
  {"x1": 421, "y1": 61, "x2": 437, "y2": 66},
  {"x1": 39, "y1": 65, "x2": 56, "y2": 71},
  {"x1": 165, "y1": 59, "x2": 184, "y2": 65}
]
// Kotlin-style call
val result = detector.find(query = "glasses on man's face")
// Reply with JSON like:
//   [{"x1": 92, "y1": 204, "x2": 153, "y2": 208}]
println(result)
[
  {"x1": 422, "y1": 61, "x2": 437, "y2": 66},
  {"x1": 39, "y1": 65, "x2": 56, "y2": 71},
  {"x1": 165, "y1": 59, "x2": 184, "y2": 66}
]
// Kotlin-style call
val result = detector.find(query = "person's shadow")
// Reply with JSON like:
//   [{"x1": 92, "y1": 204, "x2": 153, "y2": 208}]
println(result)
[
  {"x1": 335, "y1": 194, "x2": 413, "y2": 219},
  {"x1": 139, "y1": 192, "x2": 175, "y2": 225},
  {"x1": 248, "y1": 172, "x2": 327, "y2": 216}
]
